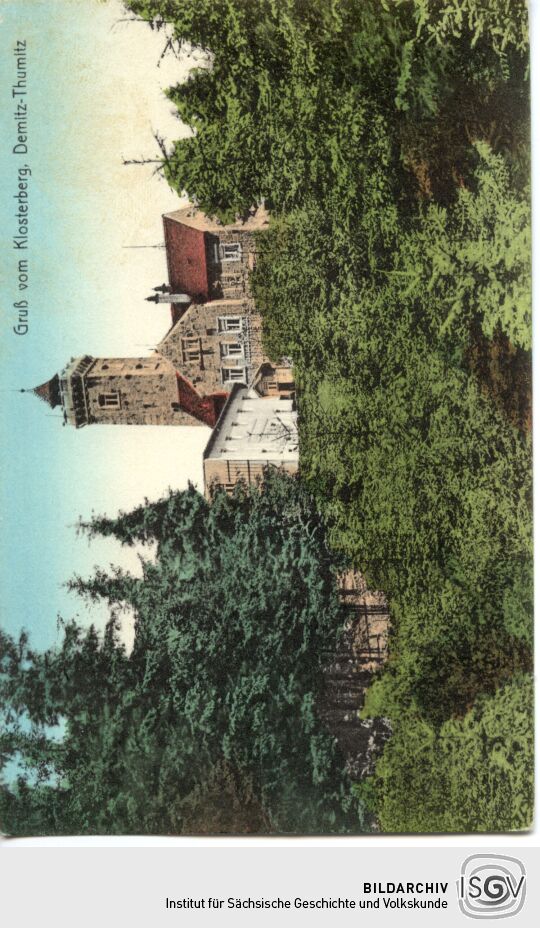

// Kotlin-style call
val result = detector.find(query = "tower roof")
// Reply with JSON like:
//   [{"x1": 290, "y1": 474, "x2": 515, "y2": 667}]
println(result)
[{"x1": 30, "y1": 374, "x2": 61, "y2": 408}]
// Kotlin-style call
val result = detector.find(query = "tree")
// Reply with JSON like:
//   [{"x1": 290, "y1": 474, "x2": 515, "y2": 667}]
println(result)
[
  {"x1": 125, "y1": 0, "x2": 528, "y2": 214},
  {"x1": 123, "y1": 0, "x2": 531, "y2": 833},
  {"x1": 360, "y1": 675, "x2": 533, "y2": 833},
  {"x1": 251, "y1": 137, "x2": 532, "y2": 754},
  {"x1": 1, "y1": 475, "x2": 367, "y2": 836}
]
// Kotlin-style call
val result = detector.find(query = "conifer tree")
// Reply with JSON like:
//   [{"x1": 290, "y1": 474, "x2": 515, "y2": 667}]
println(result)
[{"x1": 1, "y1": 475, "x2": 365, "y2": 836}]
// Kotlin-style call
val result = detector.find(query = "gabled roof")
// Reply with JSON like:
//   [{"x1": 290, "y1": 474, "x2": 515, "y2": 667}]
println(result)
[
  {"x1": 162, "y1": 205, "x2": 268, "y2": 313},
  {"x1": 203, "y1": 384, "x2": 242, "y2": 460},
  {"x1": 163, "y1": 204, "x2": 270, "y2": 234},
  {"x1": 175, "y1": 374, "x2": 227, "y2": 428},
  {"x1": 157, "y1": 303, "x2": 196, "y2": 361},
  {"x1": 163, "y1": 213, "x2": 209, "y2": 302},
  {"x1": 203, "y1": 386, "x2": 298, "y2": 462}
]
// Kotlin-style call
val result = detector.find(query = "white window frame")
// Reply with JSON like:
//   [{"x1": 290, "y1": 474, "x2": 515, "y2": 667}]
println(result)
[
  {"x1": 182, "y1": 337, "x2": 201, "y2": 363},
  {"x1": 220, "y1": 341, "x2": 244, "y2": 359},
  {"x1": 218, "y1": 316, "x2": 244, "y2": 333},
  {"x1": 213, "y1": 242, "x2": 242, "y2": 263},
  {"x1": 221, "y1": 367, "x2": 247, "y2": 384}
]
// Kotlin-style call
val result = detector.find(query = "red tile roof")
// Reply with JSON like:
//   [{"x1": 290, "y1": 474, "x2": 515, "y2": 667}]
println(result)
[
  {"x1": 176, "y1": 374, "x2": 228, "y2": 427},
  {"x1": 163, "y1": 215, "x2": 209, "y2": 309}
]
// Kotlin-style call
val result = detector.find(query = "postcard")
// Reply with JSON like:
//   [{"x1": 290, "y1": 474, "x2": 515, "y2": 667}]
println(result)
[{"x1": 0, "y1": 0, "x2": 532, "y2": 836}]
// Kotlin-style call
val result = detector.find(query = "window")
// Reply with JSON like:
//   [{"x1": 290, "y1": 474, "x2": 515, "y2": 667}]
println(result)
[
  {"x1": 220, "y1": 341, "x2": 243, "y2": 359},
  {"x1": 182, "y1": 337, "x2": 201, "y2": 363},
  {"x1": 98, "y1": 392, "x2": 121, "y2": 409},
  {"x1": 222, "y1": 242, "x2": 241, "y2": 261},
  {"x1": 221, "y1": 367, "x2": 247, "y2": 384},
  {"x1": 218, "y1": 316, "x2": 243, "y2": 333},
  {"x1": 213, "y1": 242, "x2": 242, "y2": 263}
]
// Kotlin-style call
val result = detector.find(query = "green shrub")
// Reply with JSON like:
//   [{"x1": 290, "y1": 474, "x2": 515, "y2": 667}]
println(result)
[{"x1": 366, "y1": 676, "x2": 534, "y2": 833}]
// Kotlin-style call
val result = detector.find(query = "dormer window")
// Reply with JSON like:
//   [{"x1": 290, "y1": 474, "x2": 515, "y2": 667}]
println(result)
[{"x1": 213, "y1": 242, "x2": 242, "y2": 263}]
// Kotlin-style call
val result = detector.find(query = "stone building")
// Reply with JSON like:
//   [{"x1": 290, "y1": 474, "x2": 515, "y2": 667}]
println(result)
[
  {"x1": 31, "y1": 354, "x2": 227, "y2": 428},
  {"x1": 203, "y1": 382, "x2": 299, "y2": 498},
  {"x1": 29, "y1": 205, "x2": 284, "y2": 429},
  {"x1": 162, "y1": 204, "x2": 268, "y2": 304},
  {"x1": 154, "y1": 205, "x2": 272, "y2": 393},
  {"x1": 156, "y1": 298, "x2": 265, "y2": 394},
  {"x1": 252, "y1": 361, "x2": 296, "y2": 399}
]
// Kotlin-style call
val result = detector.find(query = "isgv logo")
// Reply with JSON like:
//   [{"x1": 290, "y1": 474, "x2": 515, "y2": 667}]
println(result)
[{"x1": 458, "y1": 855, "x2": 526, "y2": 919}]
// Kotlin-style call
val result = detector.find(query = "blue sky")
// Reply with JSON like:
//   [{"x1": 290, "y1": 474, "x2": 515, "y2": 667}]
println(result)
[{"x1": 0, "y1": 0, "x2": 209, "y2": 650}]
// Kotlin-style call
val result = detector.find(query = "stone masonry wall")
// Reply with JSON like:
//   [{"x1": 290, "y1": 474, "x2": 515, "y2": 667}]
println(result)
[
  {"x1": 205, "y1": 229, "x2": 258, "y2": 301},
  {"x1": 158, "y1": 299, "x2": 267, "y2": 394},
  {"x1": 84, "y1": 356, "x2": 200, "y2": 426}
]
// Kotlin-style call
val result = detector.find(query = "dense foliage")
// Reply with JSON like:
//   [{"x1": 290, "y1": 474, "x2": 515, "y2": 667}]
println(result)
[
  {"x1": 1, "y1": 475, "x2": 364, "y2": 835},
  {"x1": 127, "y1": 0, "x2": 529, "y2": 215},
  {"x1": 121, "y1": 0, "x2": 532, "y2": 830},
  {"x1": 253, "y1": 143, "x2": 532, "y2": 732},
  {"x1": 246, "y1": 16, "x2": 532, "y2": 826},
  {"x1": 359, "y1": 676, "x2": 534, "y2": 833}
]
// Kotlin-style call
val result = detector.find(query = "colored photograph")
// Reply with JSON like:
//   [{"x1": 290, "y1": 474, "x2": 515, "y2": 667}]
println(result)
[{"x1": 0, "y1": 0, "x2": 533, "y2": 835}]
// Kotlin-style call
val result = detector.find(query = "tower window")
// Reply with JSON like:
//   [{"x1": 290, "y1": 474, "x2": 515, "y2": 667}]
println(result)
[
  {"x1": 218, "y1": 316, "x2": 243, "y2": 333},
  {"x1": 213, "y1": 242, "x2": 242, "y2": 263},
  {"x1": 98, "y1": 392, "x2": 121, "y2": 409}
]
